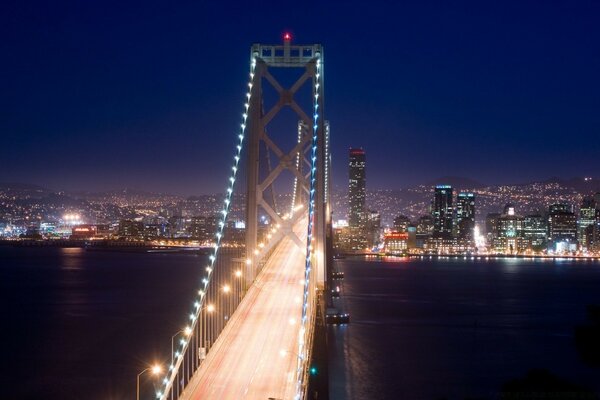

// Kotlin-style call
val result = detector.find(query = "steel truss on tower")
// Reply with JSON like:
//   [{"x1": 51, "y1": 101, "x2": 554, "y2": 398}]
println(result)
[{"x1": 245, "y1": 37, "x2": 330, "y2": 287}]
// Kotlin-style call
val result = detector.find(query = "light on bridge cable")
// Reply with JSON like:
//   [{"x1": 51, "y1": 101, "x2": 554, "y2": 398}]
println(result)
[
  {"x1": 157, "y1": 54, "x2": 258, "y2": 400},
  {"x1": 295, "y1": 52, "x2": 322, "y2": 400}
]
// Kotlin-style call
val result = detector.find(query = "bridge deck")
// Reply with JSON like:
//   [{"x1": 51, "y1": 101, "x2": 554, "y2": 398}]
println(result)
[{"x1": 180, "y1": 227, "x2": 306, "y2": 400}]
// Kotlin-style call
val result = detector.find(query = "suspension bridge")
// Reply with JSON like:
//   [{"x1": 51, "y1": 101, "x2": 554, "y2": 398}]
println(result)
[{"x1": 149, "y1": 35, "x2": 333, "y2": 400}]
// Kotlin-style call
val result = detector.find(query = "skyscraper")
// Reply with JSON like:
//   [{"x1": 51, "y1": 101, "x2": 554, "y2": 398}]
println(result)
[
  {"x1": 578, "y1": 197, "x2": 596, "y2": 250},
  {"x1": 495, "y1": 204, "x2": 527, "y2": 254},
  {"x1": 523, "y1": 214, "x2": 547, "y2": 250},
  {"x1": 456, "y1": 192, "x2": 475, "y2": 241},
  {"x1": 348, "y1": 148, "x2": 366, "y2": 228},
  {"x1": 393, "y1": 214, "x2": 411, "y2": 233},
  {"x1": 432, "y1": 185, "x2": 453, "y2": 238},
  {"x1": 548, "y1": 203, "x2": 577, "y2": 252}
]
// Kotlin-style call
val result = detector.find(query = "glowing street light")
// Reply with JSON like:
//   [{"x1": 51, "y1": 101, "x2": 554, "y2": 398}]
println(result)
[{"x1": 137, "y1": 364, "x2": 162, "y2": 400}]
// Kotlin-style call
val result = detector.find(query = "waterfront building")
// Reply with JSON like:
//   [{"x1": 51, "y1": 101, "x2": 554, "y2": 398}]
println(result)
[
  {"x1": 118, "y1": 219, "x2": 144, "y2": 240},
  {"x1": 393, "y1": 214, "x2": 411, "y2": 233},
  {"x1": 348, "y1": 148, "x2": 366, "y2": 228},
  {"x1": 456, "y1": 192, "x2": 475, "y2": 242},
  {"x1": 596, "y1": 195, "x2": 600, "y2": 252},
  {"x1": 577, "y1": 197, "x2": 596, "y2": 250},
  {"x1": 578, "y1": 197, "x2": 596, "y2": 250},
  {"x1": 189, "y1": 215, "x2": 218, "y2": 242},
  {"x1": 365, "y1": 210, "x2": 381, "y2": 248},
  {"x1": 407, "y1": 225, "x2": 417, "y2": 249},
  {"x1": 523, "y1": 214, "x2": 547, "y2": 250},
  {"x1": 334, "y1": 226, "x2": 367, "y2": 252},
  {"x1": 494, "y1": 204, "x2": 527, "y2": 254},
  {"x1": 383, "y1": 232, "x2": 408, "y2": 254},
  {"x1": 432, "y1": 185, "x2": 453, "y2": 238},
  {"x1": 70, "y1": 224, "x2": 97, "y2": 240},
  {"x1": 548, "y1": 203, "x2": 577, "y2": 253},
  {"x1": 416, "y1": 215, "x2": 434, "y2": 235},
  {"x1": 485, "y1": 213, "x2": 501, "y2": 244},
  {"x1": 425, "y1": 236, "x2": 470, "y2": 254}
]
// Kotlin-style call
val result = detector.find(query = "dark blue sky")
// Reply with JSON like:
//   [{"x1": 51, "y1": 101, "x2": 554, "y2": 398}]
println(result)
[{"x1": 2, "y1": 0, "x2": 599, "y2": 194}]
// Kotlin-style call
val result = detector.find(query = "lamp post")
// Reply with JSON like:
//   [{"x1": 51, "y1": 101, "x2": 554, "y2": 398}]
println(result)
[
  {"x1": 222, "y1": 284, "x2": 231, "y2": 319},
  {"x1": 136, "y1": 364, "x2": 162, "y2": 400},
  {"x1": 201, "y1": 304, "x2": 216, "y2": 355},
  {"x1": 235, "y1": 269, "x2": 243, "y2": 306},
  {"x1": 171, "y1": 327, "x2": 193, "y2": 364}
]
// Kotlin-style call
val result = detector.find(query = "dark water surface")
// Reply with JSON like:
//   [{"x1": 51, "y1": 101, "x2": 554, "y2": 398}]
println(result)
[
  {"x1": 3, "y1": 247, "x2": 600, "y2": 400},
  {"x1": 329, "y1": 257, "x2": 600, "y2": 399},
  {"x1": 0, "y1": 246, "x2": 202, "y2": 400}
]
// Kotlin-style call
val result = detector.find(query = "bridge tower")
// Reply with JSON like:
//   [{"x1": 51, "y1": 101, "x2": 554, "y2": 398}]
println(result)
[{"x1": 245, "y1": 35, "x2": 330, "y2": 288}]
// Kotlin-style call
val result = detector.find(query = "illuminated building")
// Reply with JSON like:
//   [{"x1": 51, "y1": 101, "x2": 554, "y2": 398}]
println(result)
[
  {"x1": 71, "y1": 224, "x2": 97, "y2": 240},
  {"x1": 595, "y1": 193, "x2": 600, "y2": 252},
  {"x1": 393, "y1": 214, "x2": 411, "y2": 233},
  {"x1": 68, "y1": 224, "x2": 110, "y2": 240},
  {"x1": 334, "y1": 226, "x2": 367, "y2": 253},
  {"x1": 365, "y1": 210, "x2": 381, "y2": 248},
  {"x1": 523, "y1": 214, "x2": 547, "y2": 250},
  {"x1": 494, "y1": 204, "x2": 527, "y2": 254},
  {"x1": 432, "y1": 185, "x2": 453, "y2": 238},
  {"x1": 578, "y1": 197, "x2": 596, "y2": 250},
  {"x1": 118, "y1": 219, "x2": 144, "y2": 239},
  {"x1": 547, "y1": 203, "x2": 577, "y2": 252},
  {"x1": 407, "y1": 225, "x2": 417, "y2": 249},
  {"x1": 383, "y1": 232, "x2": 408, "y2": 254},
  {"x1": 348, "y1": 148, "x2": 366, "y2": 228},
  {"x1": 485, "y1": 213, "x2": 501, "y2": 244},
  {"x1": 425, "y1": 236, "x2": 470, "y2": 254},
  {"x1": 189, "y1": 215, "x2": 218, "y2": 241},
  {"x1": 416, "y1": 215, "x2": 434, "y2": 235},
  {"x1": 456, "y1": 192, "x2": 475, "y2": 242}
]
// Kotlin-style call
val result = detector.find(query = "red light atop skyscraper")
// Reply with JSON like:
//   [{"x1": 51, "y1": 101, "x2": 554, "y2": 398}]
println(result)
[{"x1": 283, "y1": 32, "x2": 292, "y2": 41}]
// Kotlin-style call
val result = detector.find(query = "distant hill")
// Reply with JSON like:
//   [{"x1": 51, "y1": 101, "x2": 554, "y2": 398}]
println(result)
[
  {"x1": 542, "y1": 177, "x2": 600, "y2": 194},
  {"x1": 0, "y1": 182, "x2": 52, "y2": 197}
]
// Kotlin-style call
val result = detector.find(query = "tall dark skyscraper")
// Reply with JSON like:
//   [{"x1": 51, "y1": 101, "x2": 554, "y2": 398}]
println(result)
[
  {"x1": 579, "y1": 197, "x2": 596, "y2": 250},
  {"x1": 456, "y1": 192, "x2": 475, "y2": 240},
  {"x1": 432, "y1": 185, "x2": 453, "y2": 238},
  {"x1": 548, "y1": 203, "x2": 577, "y2": 251},
  {"x1": 348, "y1": 148, "x2": 366, "y2": 228}
]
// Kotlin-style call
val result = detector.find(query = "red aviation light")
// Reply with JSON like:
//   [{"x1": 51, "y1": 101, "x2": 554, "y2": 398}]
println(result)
[{"x1": 283, "y1": 32, "x2": 292, "y2": 41}]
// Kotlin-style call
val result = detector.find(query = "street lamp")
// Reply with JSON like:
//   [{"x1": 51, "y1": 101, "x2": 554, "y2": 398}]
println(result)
[
  {"x1": 136, "y1": 364, "x2": 162, "y2": 400},
  {"x1": 201, "y1": 304, "x2": 216, "y2": 354},
  {"x1": 171, "y1": 327, "x2": 193, "y2": 364}
]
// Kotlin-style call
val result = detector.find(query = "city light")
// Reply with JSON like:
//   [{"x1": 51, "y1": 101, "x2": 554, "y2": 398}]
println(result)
[{"x1": 151, "y1": 364, "x2": 162, "y2": 375}]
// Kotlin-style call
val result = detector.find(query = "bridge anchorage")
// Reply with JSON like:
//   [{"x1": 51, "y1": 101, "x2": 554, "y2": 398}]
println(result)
[{"x1": 153, "y1": 35, "x2": 333, "y2": 400}]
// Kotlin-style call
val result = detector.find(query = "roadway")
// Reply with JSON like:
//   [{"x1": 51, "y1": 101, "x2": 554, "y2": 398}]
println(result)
[{"x1": 180, "y1": 222, "x2": 306, "y2": 400}]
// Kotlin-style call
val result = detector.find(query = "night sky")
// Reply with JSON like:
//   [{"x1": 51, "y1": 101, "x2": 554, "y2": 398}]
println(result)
[{"x1": 2, "y1": 0, "x2": 599, "y2": 195}]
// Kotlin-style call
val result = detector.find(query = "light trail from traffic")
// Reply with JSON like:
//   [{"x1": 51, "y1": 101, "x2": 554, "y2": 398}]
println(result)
[{"x1": 179, "y1": 221, "x2": 307, "y2": 400}]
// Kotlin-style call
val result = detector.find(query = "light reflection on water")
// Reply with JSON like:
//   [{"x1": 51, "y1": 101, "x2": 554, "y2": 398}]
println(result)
[{"x1": 329, "y1": 257, "x2": 600, "y2": 400}]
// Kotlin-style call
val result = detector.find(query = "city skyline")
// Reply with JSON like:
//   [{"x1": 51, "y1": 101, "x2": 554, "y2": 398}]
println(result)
[
  {"x1": 3, "y1": 3, "x2": 600, "y2": 400},
  {"x1": 2, "y1": 1, "x2": 599, "y2": 194}
]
